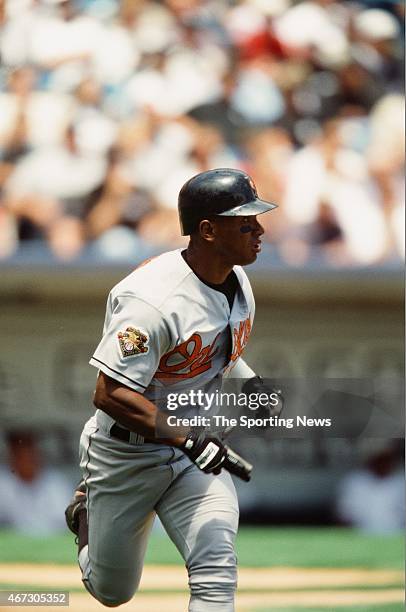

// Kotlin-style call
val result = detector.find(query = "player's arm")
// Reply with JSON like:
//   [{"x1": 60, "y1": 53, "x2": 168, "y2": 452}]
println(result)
[
  {"x1": 93, "y1": 372, "x2": 186, "y2": 447},
  {"x1": 227, "y1": 357, "x2": 256, "y2": 379},
  {"x1": 227, "y1": 358, "x2": 284, "y2": 418},
  {"x1": 94, "y1": 373, "x2": 252, "y2": 481}
]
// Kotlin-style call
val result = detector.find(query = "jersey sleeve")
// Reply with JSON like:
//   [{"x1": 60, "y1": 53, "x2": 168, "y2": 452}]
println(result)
[
  {"x1": 225, "y1": 357, "x2": 256, "y2": 379},
  {"x1": 89, "y1": 294, "x2": 170, "y2": 393}
]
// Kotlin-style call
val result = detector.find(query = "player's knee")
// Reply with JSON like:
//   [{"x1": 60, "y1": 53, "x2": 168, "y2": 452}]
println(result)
[
  {"x1": 101, "y1": 599, "x2": 130, "y2": 608},
  {"x1": 84, "y1": 560, "x2": 143, "y2": 608},
  {"x1": 95, "y1": 591, "x2": 134, "y2": 608},
  {"x1": 85, "y1": 578, "x2": 138, "y2": 608},
  {"x1": 98, "y1": 598, "x2": 125, "y2": 608}
]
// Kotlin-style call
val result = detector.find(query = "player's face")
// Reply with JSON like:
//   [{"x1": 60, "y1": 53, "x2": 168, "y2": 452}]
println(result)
[{"x1": 212, "y1": 215, "x2": 265, "y2": 265}]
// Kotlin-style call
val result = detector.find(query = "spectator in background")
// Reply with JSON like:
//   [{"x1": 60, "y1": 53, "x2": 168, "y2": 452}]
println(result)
[
  {"x1": 0, "y1": 201, "x2": 17, "y2": 258},
  {"x1": 0, "y1": 430, "x2": 72, "y2": 535},
  {"x1": 85, "y1": 147, "x2": 154, "y2": 261},
  {"x1": 0, "y1": 66, "x2": 75, "y2": 153},
  {"x1": 0, "y1": 0, "x2": 40, "y2": 67},
  {"x1": 0, "y1": 67, "x2": 77, "y2": 259},
  {"x1": 282, "y1": 118, "x2": 390, "y2": 265},
  {"x1": 188, "y1": 66, "x2": 249, "y2": 145},
  {"x1": 90, "y1": 0, "x2": 142, "y2": 89},
  {"x1": 27, "y1": 0, "x2": 101, "y2": 90},
  {"x1": 351, "y1": 8, "x2": 403, "y2": 91},
  {"x1": 0, "y1": 67, "x2": 32, "y2": 175},
  {"x1": 367, "y1": 93, "x2": 405, "y2": 260},
  {"x1": 336, "y1": 441, "x2": 405, "y2": 534},
  {"x1": 242, "y1": 126, "x2": 293, "y2": 245},
  {"x1": 4, "y1": 124, "x2": 106, "y2": 260},
  {"x1": 0, "y1": 0, "x2": 403, "y2": 266},
  {"x1": 72, "y1": 76, "x2": 117, "y2": 158}
]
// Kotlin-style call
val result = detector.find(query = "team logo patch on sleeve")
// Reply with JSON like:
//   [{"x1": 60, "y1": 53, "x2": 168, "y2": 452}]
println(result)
[{"x1": 118, "y1": 327, "x2": 149, "y2": 357}]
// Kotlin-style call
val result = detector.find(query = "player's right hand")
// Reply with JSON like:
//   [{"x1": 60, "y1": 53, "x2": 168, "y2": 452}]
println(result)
[
  {"x1": 181, "y1": 433, "x2": 253, "y2": 481},
  {"x1": 181, "y1": 432, "x2": 226, "y2": 474}
]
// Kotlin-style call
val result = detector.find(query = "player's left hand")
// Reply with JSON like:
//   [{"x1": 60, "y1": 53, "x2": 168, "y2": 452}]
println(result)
[{"x1": 241, "y1": 376, "x2": 284, "y2": 420}]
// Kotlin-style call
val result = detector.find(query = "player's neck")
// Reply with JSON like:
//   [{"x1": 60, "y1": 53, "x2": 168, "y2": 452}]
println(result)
[{"x1": 184, "y1": 244, "x2": 233, "y2": 284}]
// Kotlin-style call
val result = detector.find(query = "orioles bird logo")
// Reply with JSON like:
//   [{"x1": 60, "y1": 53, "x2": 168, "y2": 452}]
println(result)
[{"x1": 118, "y1": 327, "x2": 148, "y2": 357}]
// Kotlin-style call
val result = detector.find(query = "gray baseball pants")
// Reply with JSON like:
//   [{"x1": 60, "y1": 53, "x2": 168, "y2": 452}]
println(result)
[{"x1": 78, "y1": 411, "x2": 239, "y2": 611}]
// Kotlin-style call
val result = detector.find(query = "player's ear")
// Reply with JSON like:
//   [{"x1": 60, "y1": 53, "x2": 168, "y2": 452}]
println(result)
[{"x1": 199, "y1": 219, "x2": 216, "y2": 242}]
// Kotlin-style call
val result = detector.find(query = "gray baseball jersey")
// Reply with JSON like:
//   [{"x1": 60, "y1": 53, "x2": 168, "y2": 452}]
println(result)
[
  {"x1": 90, "y1": 248, "x2": 255, "y2": 394},
  {"x1": 78, "y1": 248, "x2": 257, "y2": 611}
]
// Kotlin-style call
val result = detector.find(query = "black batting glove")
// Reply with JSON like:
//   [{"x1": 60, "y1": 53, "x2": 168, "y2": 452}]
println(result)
[
  {"x1": 242, "y1": 376, "x2": 284, "y2": 420},
  {"x1": 181, "y1": 432, "x2": 226, "y2": 475},
  {"x1": 181, "y1": 432, "x2": 253, "y2": 481}
]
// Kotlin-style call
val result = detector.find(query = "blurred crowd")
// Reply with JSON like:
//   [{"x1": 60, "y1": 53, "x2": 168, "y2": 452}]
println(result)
[
  {"x1": 336, "y1": 439, "x2": 404, "y2": 534},
  {"x1": 0, "y1": 429, "x2": 402, "y2": 534},
  {"x1": 0, "y1": 0, "x2": 404, "y2": 266},
  {"x1": 0, "y1": 429, "x2": 72, "y2": 535}
]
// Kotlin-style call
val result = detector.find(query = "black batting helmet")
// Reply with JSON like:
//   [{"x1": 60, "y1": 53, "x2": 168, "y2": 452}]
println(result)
[{"x1": 178, "y1": 168, "x2": 277, "y2": 235}]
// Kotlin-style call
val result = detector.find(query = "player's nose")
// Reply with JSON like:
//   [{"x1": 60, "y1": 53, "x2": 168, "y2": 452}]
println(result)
[{"x1": 252, "y1": 218, "x2": 264, "y2": 236}]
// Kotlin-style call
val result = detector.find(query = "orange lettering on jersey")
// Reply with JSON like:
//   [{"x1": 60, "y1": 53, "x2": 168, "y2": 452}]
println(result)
[
  {"x1": 230, "y1": 317, "x2": 252, "y2": 362},
  {"x1": 156, "y1": 333, "x2": 219, "y2": 381}
]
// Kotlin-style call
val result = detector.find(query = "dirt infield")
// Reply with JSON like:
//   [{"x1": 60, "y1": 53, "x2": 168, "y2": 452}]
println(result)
[
  {"x1": 0, "y1": 564, "x2": 403, "y2": 589},
  {"x1": 0, "y1": 564, "x2": 403, "y2": 611}
]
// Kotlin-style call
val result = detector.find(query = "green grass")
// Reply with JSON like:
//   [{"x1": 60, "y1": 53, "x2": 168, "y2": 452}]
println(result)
[
  {"x1": 234, "y1": 528, "x2": 404, "y2": 569},
  {"x1": 0, "y1": 528, "x2": 403, "y2": 569}
]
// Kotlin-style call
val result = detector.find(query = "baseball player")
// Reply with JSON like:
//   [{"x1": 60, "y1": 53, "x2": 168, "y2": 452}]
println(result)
[{"x1": 65, "y1": 168, "x2": 278, "y2": 611}]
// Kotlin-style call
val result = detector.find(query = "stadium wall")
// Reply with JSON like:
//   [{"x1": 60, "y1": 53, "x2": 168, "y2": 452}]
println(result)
[{"x1": 0, "y1": 265, "x2": 403, "y2": 521}]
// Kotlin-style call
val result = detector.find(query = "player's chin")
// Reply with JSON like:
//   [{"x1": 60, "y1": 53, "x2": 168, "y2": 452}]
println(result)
[
  {"x1": 230, "y1": 243, "x2": 260, "y2": 265},
  {"x1": 236, "y1": 251, "x2": 258, "y2": 266}
]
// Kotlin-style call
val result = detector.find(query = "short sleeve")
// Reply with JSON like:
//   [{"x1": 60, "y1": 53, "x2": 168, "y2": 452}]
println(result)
[
  {"x1": 225, "y1": 357, "x2": 256, "y2": 379},
  {"x1": 89, "y1": 295, "x2": 170, "y2": 393}
]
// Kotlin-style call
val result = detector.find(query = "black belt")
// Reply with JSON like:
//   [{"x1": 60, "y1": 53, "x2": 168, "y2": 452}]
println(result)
[{"x1": 110, "y1": 423, "x2": 155, "y2": 444}]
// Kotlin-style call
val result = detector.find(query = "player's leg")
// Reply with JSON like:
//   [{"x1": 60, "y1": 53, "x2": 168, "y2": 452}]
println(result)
[
  {"x1": 76, "y1": 418, "x2": 174, "y2": 607},
  {"x1": 156, "y1": 463, "x2": 239, "y2": 612}
]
